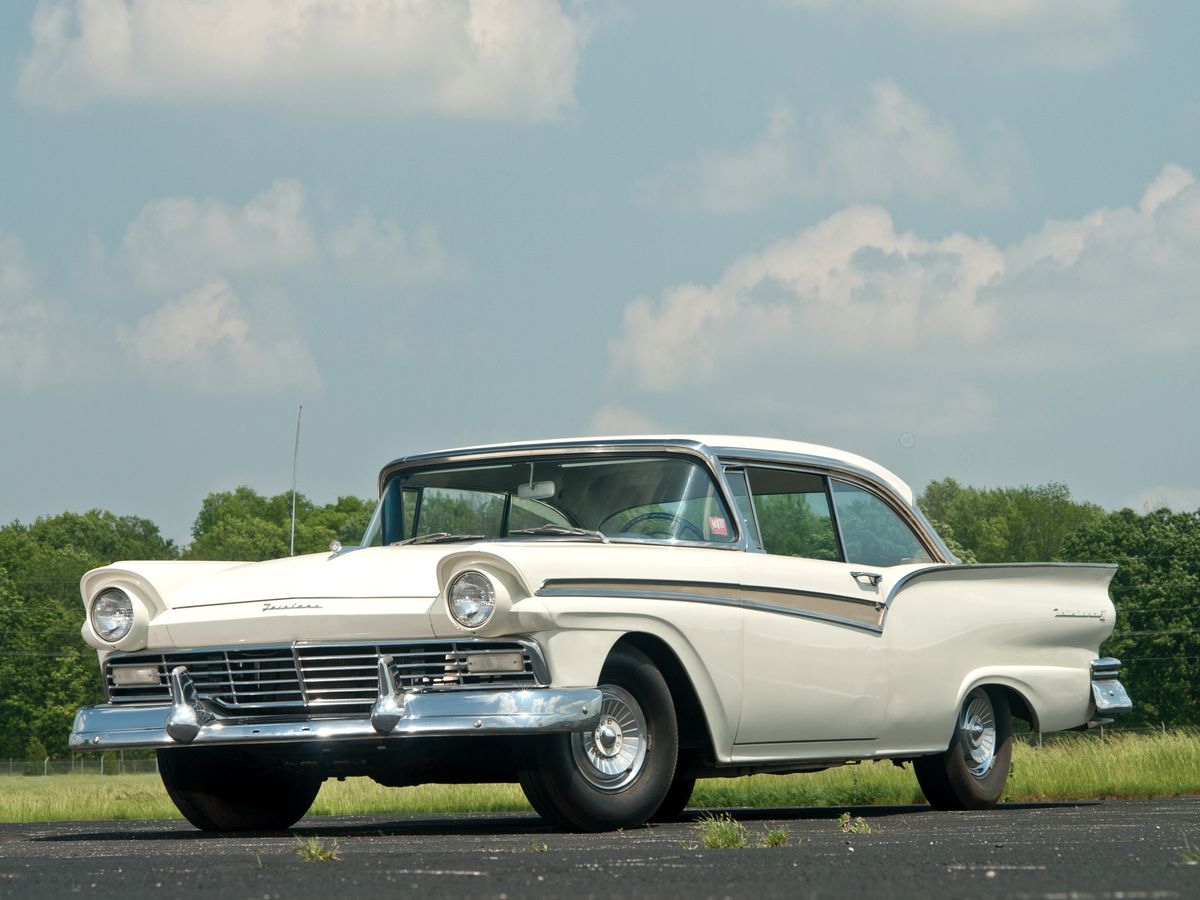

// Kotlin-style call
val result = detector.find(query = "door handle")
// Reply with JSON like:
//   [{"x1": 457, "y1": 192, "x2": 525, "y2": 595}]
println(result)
[{"x1": 851, "y1": 571, "x2": 882, "y2": 587}]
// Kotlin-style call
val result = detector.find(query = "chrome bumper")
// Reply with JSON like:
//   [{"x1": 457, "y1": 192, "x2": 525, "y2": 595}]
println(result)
[
  {"x1": 71, "y1": 662, "x2": 602, "y2": 751},
  {"x1": 1091, "y1": 657, "x2": 1133, "y2": 716}
]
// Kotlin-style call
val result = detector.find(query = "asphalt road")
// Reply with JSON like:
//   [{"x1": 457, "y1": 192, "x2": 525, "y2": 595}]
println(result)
[{"x1": 1, "y1": 799, "x2": 1197, "y2": 899}]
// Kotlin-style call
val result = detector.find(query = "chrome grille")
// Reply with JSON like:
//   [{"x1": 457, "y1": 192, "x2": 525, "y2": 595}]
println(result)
[{"x1": 105, "y1": 641, "x2": 542, "y2": 713}]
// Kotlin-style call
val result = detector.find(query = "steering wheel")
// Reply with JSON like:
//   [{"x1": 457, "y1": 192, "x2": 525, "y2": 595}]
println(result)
[{"x1": 618, "y1": 511, "x2": 705, "y2": 541}]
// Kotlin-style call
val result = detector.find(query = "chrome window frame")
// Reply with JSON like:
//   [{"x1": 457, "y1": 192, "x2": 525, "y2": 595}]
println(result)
[
  {"x1": 376, "y1": 441, "x2": 751, "y2": 552},
  {"x1": 711, "y1": 447, "x2": 952, "y2": 565}
]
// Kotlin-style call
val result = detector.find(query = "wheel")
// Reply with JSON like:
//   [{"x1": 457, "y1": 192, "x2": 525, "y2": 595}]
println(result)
[
  {"x1": 617, "y1": 511, "x2": 705, "y2": 541},
  {"x1": 518, "y1": 645, "x2": 678, "y2": 831},
  {"x1": 650, "y1": 776, "x2": 696, "y2": 822},
  {"x1": 157, "y1": 747, "x2": 322, "y2": 831},
  {"x1": 914, "y1": 686, "x2": 1012, "y2": 810}
]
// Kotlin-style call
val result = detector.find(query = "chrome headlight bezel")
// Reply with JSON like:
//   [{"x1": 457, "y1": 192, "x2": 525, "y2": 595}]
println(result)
[
  {"x1": 90, "y1": 588, "x2": 135, "y2": 643},
  {"x1": 447, "y1": 570, "x2": 496, "y2": 629}
]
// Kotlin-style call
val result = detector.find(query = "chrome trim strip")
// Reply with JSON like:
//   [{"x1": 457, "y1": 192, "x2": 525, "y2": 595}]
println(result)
[
  {"x1": 537, "y1": 578, "x2": 883, "y2": 631},
  {"x1": 742, "y1": 600, "x2": 883, "y2": 633},
  {"x1": 70, "y1": 687, "x2": 604, "y2": 751}
]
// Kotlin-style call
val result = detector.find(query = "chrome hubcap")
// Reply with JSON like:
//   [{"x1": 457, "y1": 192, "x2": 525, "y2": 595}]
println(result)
[
  {"x1": 571, "y1": 684, "x2": 648, "y2": 792},
  {"x1": 960, "y1": 688, "x2": 997, "y2": 777}
]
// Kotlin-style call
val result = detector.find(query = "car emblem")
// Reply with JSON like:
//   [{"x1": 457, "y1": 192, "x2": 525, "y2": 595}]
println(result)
[{"x1": 262, "y1": 602, "x2": 323, "y2": 612}]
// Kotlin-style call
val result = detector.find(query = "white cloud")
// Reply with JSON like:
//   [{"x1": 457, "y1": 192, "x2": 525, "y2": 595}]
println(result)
[
  {"x1": 613, "y1": 204, "x2": 1002, "y2": 390},
  {"x1": 0, "y1": 227, "x2": 88, "y2": 388},
  {"x1": 607, "y1": 163, "x2": 1200, "y2": 438},
  {"x1": 122, "y1": 181, "x2": 316, "y2": 292},
  {"x1": 18, "y1": 0, "x2": 586, "y2": 120},
  {"x1": 780, "y1": 0, "x2": 1136, "y2": 70},
  {"x1": 638, "y1": 82, "x2": 1025, "y2": 214},
  {"x1": 328, "y1": 211, "x2": 455, "y2": 284},
  {"x1": 638, "y1": 106, "x2": 802, "y2": 215},
  {"x1": 120, "y1": 278, "x2": 320, "y2": 394}
]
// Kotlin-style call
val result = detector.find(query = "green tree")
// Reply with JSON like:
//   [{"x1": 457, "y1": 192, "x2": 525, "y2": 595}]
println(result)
[
  {"x1": 1061, "y1": 508, "x2": 1200, "y2": 726},
  {"x1": 919, "y1": 478, "x2": 1104, "y2": 563},
  {"x1": 0, "y1": 511, "x2": 177, "y2": 757},
  {"x1": 185, "y1": 487, "x2": 374, "y2": 561}
]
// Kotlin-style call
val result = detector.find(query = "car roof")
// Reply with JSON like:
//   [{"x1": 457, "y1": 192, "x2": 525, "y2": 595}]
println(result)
[{"x1": 382, "y1": 434, "x2": 917, "y2": 506}]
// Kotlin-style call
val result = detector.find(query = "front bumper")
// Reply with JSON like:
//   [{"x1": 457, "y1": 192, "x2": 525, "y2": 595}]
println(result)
[{"x1": 71, "y1": 661, "x2": 602, "y2": 751}]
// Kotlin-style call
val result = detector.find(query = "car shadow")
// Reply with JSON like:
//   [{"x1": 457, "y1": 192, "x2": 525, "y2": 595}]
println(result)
[{"x1": 31, "y1": 800, "x2": 1098, "y2": 843}]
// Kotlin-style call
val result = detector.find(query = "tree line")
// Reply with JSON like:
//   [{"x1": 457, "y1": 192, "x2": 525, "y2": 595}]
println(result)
[{"x1": 1, "y1": 480, "x2": 1196, "y2": 758}]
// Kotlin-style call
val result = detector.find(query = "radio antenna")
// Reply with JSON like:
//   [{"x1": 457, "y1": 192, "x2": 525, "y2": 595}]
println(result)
[{"x1": 290, "y1": 405, "x2": 303, "y2": 556}]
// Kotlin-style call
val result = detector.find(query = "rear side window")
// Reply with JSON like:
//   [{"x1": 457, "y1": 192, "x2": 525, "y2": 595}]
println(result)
[
  {"x1": 830, "y1": 481, "x2": 932, "y2": 567},
  {"x1": 746, "y1": 468, "x2": 840, "y2": 561}
]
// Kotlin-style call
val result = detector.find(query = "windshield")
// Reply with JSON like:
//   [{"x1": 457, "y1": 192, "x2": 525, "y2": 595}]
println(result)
[{"x1": 361, "y1": 454, "x2": 737, "y2": 547}]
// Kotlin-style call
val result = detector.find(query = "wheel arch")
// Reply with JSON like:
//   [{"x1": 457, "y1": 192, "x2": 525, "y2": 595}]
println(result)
[
  {"x1": 957, "y1": 673, "x2": 1041, "y2": 734},
  {"x1": 606, "y1": 632, "x2": 717, "y2": 769}
]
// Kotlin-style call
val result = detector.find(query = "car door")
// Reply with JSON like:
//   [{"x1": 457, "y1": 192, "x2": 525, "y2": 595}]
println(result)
[{"x1": 730, "y1": 466, "x2": 930, "y2": 750}]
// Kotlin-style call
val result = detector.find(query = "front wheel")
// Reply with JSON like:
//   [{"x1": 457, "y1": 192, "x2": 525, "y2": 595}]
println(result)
[
  {"x1": 518, "y1": 646, "x2": 678, "y2": 831},
  {"x1": 914, "y1": 686, "x2": 1012, "y2": 810},
  {"x1": 157, "y1": 747, "x2": 322, "y2": 831}
]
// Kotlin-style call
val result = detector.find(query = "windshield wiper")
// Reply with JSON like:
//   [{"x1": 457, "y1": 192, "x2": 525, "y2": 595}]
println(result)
[
  {"x1": 508, "y1": 524, "x2": 609, "y2": 543},
  {"x1": 392, "y1": 533, "x2": 486, "y2": 546}
]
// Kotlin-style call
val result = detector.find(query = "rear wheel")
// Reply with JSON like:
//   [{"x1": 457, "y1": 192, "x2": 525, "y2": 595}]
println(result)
[
  {"x1": 519, "y1": 646, "x2": 678, "y2": 831},
  {"x1": 157, "y1": 747, "x2": 322, "y2": 831},
  {"x1": 914, "y1": 686, "x2": 1012, "y2": 810}
]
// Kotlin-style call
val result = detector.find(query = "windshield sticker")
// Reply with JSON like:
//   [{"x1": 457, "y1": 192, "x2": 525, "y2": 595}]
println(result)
[{"x1": 708, "y1": 516, "x2": 728, "y2": 537}]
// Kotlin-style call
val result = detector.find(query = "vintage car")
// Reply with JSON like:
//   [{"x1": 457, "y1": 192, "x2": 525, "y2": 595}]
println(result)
[{"x1": 71, "y1": 436, "x2": 1131, "y2": 831}]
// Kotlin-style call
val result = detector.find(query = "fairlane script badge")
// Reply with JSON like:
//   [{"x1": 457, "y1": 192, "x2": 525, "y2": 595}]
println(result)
[
  {"x1": 262, "y1": 602, "x2": 323, "y2": 612},
  {"x1": 1052, "y1": 608, "x2": 1106, "y2": 621}
]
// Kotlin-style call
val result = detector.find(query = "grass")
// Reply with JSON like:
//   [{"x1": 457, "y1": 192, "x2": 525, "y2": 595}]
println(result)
[
  {"x1": 295, "y1": 836, "x2": 339, "y2": 862},
  {"x1": 696, "y1": 813, "x2": 750, "y2": 848},
  {"x1": 761, "y1": 828, "x2": 789, "y2": 847},
  {"x1": 2, "y1": 731, "x2": 1197, "y2": 824},
  {"x1": 1182, "y1": 838, "x2": 1200, "y2": 864},
  {"x1": 838, "y1": 811, "x2": 874, "y2": 834}
]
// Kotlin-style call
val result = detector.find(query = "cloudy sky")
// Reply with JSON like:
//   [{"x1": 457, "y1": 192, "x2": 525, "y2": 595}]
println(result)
[{"x1": 3, "y1": 0, "x2": 1199, "y2": 544}]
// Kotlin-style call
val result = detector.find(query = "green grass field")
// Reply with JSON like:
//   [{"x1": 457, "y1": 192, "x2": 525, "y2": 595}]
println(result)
[{"x1": 2, "y1": 731, "x2": 1197, "y2": 824}]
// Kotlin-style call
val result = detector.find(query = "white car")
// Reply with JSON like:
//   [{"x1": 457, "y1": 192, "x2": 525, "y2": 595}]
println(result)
[{"x1": 71, "y1": 436, "x2": 1131, "y2": 831}]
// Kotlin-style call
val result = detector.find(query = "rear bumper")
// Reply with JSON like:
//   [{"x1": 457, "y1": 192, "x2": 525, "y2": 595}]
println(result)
[
  {"x1": 71, "y1": 685, "x2": 603, "y2": 751},
  {"x1": 1090, "y1": 657, "x2": 1133, "y2": 716}
]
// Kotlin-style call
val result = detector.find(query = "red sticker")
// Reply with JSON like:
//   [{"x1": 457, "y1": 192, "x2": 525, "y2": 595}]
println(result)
[{"x1": 708, "y1": 516, "x2": 728, "y2": 536}]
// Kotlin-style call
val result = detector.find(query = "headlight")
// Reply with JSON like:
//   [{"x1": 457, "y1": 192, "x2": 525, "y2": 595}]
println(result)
[
  {"x1": 90, "y1": 588, "x2": 134, "y2": 643},
  {"x1": 448, "y1": 571, "x2": 496, "y2": 628}
]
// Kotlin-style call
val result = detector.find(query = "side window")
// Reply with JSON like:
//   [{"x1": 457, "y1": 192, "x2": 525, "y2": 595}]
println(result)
[
  {"x1": 830, "y1": 481, "x2": 933, "y2": 567},
  {"x1": 724, "y1": 469, "x2": 761, "y2": 548},
  {"x1": 746, "y1": 468, "x2": 840, "y2": 561}
]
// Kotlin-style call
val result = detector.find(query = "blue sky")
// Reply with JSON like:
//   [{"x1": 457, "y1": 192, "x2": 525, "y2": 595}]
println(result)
[{"x1": 2, "y1": 0, "x2": 1199, "y2": 545}]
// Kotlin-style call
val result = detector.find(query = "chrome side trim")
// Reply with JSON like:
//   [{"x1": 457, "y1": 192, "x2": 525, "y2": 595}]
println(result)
[
  {"x1": 70, "y1": 687, "x2": 604, "y2": 751},
  {"x1": 537, "y1": 578, "x2": 884, "y2": 631}
]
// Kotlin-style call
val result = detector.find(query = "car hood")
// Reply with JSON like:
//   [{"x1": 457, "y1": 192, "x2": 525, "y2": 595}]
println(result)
[{"x1": 87, "y1": 546, "x2": 454, "y2": 610}]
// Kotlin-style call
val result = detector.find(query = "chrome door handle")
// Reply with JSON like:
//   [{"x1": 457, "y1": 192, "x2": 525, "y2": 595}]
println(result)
[{"x1": 851, "y1": 571, "x2": 882, "y2": 587}]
